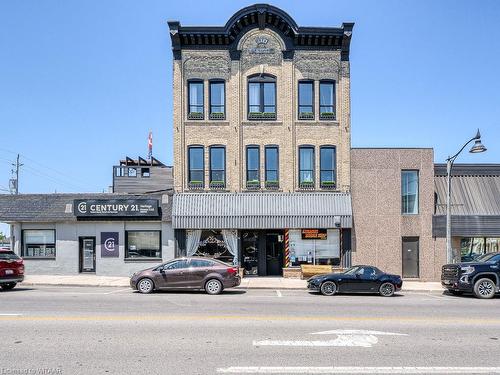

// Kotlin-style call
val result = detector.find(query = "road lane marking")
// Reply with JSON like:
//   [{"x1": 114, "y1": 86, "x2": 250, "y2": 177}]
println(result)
[
  {"x1": 0, "y1": 314, "x2": 500, "y2": 324},
  {"x1": 216, "y1": 367, "x2": 500, "y2": 374},
  {"x1": 104, "y1": 288, "x2": 132, "y2": 294},
  {"x1": 275, "y1": 290, "x2": 282, "y2": 298},
  {"x1": 0, "y1": 313, "x2": 22, "y2": 316},
  {"x1": 254, "y1": 329, "x2": 407, "y2": 348}
]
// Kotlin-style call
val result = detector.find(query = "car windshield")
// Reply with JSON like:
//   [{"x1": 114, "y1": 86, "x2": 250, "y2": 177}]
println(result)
[{"x1": 0, "y1": 251, "x2": 20, "y2": 260}]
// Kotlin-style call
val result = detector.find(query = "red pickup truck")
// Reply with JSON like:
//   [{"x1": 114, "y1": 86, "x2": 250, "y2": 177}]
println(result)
[{"x1": 0, "y1": 248, "x2": 24, "y2": 290}]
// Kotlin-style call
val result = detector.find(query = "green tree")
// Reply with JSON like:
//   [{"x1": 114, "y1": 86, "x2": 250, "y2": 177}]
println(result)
[{"x1": 0, "y1": 232, "x2": 5, "y2": 242}]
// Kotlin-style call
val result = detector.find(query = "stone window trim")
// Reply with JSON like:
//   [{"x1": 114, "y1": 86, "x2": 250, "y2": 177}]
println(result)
[{"x1": 187, "y1": 79, "x2": 204, "y2": 120}]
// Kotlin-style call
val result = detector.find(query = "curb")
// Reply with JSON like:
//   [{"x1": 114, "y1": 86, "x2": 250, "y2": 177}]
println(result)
[{"x1": 20, "y1": 282, "x2": 445, "y2": 293}]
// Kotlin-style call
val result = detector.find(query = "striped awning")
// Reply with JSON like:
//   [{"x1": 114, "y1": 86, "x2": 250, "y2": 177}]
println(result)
[{"x1": 172, "y1": 192, "x2": 352, "y2": 229}]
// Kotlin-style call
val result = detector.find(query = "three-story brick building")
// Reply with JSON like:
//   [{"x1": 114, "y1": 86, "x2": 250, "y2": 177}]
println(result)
[{"x1": 169, "y1": 4, "x2": 354, "y2": 276}]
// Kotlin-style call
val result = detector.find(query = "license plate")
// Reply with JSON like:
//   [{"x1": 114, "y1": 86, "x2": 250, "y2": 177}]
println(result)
[{"x1": 5, "y1": 270, "x2": 14, "y2": 275}]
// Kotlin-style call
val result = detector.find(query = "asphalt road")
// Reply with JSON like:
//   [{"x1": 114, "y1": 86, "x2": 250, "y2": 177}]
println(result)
[{"x1": 1, "y1": 285, "x2": 500, "y2": 375}]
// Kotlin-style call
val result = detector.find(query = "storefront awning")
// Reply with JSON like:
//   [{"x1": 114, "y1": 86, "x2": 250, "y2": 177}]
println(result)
[{"x1": 172, "y1": 192, "x2": 352, "y2": 229}]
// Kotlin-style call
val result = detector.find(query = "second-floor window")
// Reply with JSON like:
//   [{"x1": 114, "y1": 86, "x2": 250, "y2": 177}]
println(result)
[
  {"x1": 320, "y1": 146, "x2": 336, "y2": 189},
  {"x1": 209, "y1": 146, "x2": 225, "y2": 188},
  {"x1": 319, "y1": 81, "x2": 335, "y2": 120},
  {"x1": 188, "y1": 80, "x2": 204, "y2": 120},
  {"x1": 298, "y1": 81, "x2": 314, "y2": 120},
  {"x1": 188, "y1": 146, "x2": 204, "y2": 187},
  {"x1": 265, "y1": 146, "x2": 279, "y2": 188},
  {"x1": 246, "y1": 146, "x2": 260, "y2": 188},
  {"x1": 402, "y1": 170, "x2": 419, "y2": 214},
  {"x1": 209, "y1": 81, "x2": 225, "y2": 120},
  {"x1": 299, "y1": 146, "x2": 315, "y2": 187},
  {"x1": 248, "y1": 75, "x2": 276, "y2": 120}
]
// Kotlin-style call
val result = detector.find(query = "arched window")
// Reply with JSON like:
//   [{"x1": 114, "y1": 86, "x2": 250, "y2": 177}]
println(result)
[{"x1": 248, "y1": 75, "x2": 276, "y2": 120}]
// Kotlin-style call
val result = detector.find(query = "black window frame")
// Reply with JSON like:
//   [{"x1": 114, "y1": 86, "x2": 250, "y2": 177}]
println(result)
[
  {"x1": 247, "y1": 74, "x2": 277, "y2": 120},
  {"x1": 265, "y1": 145, "x2": 279, "y2": 189},
  {"x1": 187, "y1": 79, "x2": 204, "y2": 120},
  {"x1": 298, "y1": 80, "x2": 314, "y2": 120},
  {"x1": 319, "y1": 80, "x2": 336, "y2": 120},
  {"x1": 401, "y1": 169, "x2": 419, "y2": 215},
  {"x1": 187, "y1": 145, "x2": 205, "y2": 188},
  {"x1": 246, "y1": 145, "x2": 260, "y2": 189},
  {"x1": 141, "y1": 168, "x2": 150, "y2": 178},
  {"x1": 320, "y1": 145, "x2": 336, "y2": 189},
  {"x1": 125, "y1": 230, "x2": 162, "y2": 260},
  {"x1": 298, "y1": 145, "x2": 315, "y2": 188},
  {"x1": 21, "y1": 229, "x2": 56, "y2": 259},
  {"x1": 209, "y1": 80, "x2": 226, "y2": 120},
  {"x1": 209, "y1": 145, "x2": 226, "y2": 189}
]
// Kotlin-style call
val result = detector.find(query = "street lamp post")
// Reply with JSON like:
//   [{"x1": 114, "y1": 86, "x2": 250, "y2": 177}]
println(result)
[{"x1": 445, "y1": 129, "x2": 486, "y2": 264}]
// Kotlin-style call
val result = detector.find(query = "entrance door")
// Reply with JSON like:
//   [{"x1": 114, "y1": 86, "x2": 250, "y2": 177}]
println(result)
[
  {"x1": 266, "y1": 232, "x2": 284, "y2": 276},
  {"x1": 241, "y1": 231, "x2": 259, "y2": 276},
  {"x1": 402, "y1": 237, "x2": 419, "y2": 278},
  {"x1": 79, "y1": 237, "x2": 96, "y2": 273}
]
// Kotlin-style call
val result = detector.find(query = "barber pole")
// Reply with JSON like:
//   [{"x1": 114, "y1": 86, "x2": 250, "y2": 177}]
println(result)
[{"x1": 284, "y1": 229, "x2": 290, "y2": 267}]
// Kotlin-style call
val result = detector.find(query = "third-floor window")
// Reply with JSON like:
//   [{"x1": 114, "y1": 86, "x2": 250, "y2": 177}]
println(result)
[
  {"x1": 188, "y1": 80, "x2": 204, "y2": 120},
  {"x1": 209, "y1": 81, "x2": 225, "y2": 120},
  {"x1": 248, "y1": 75, "x2": 276, "y2": 120},
  {"x1": 319, "y1": 81, "x2": 335, "y2": 120},
  {"x1": 298, "y1": 81, "x2": 314, "y2": 120}
]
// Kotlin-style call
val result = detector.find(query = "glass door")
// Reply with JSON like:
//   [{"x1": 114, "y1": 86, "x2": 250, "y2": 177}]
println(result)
[
  {"x1": 241, "y1": 231, "x2": 259, "y2": 276},
  {"x1": 80, "y1": 237, "x2": 96, "y2": 273},
  {"x1": 266, "y1": 231, "x2": 284, "y2": 276}
]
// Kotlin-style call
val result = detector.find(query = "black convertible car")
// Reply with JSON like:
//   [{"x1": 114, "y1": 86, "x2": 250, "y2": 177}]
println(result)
[{"x1": 307, "y1": 265, "x2": 403, "y2": 296}]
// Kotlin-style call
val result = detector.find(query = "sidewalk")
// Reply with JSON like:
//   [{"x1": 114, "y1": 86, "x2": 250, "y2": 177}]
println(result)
[{"x1": 21, "y1": 275, "x2": 444, "y2": 292}]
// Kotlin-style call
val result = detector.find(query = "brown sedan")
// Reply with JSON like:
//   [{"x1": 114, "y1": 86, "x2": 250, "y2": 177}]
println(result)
[{"x1": 130, "y1": 257, "x2": 241, "y2": 295}]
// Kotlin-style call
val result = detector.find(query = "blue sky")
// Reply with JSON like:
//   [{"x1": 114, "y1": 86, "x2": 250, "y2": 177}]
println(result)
[{"x1": 0, "y1": 0, "x2": 499, "y2": 233}]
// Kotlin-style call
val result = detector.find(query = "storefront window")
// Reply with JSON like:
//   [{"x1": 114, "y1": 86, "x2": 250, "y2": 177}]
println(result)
[
  {"x1": 125, "y1": 231, "x2": 161, "y2": 259},
  {"x1": 288, "y1": 229, "x2": 340, "y2": 266},
  {"x1": 461, "y1": 237, "x2": 500, "y2": 261},
  {"x1": 194, "y1": 230, "x2": 234, "y2": 264},
  {"x1": 22, "y1": 230, "x2": 56, "y2": 258}
]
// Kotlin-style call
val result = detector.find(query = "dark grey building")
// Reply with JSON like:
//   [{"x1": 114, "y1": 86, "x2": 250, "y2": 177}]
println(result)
[{"x1": 113, "y1": 156, "x2": 173, "y2": 194}]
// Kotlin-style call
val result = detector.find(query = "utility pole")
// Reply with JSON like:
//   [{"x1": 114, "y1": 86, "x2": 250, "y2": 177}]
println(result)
[{"x1": 10, "y1": 154, "x2": 23, "y2": 195}]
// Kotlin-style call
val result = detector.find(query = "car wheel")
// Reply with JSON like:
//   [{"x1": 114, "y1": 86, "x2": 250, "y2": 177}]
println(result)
[
  {"x1": 379, "y1": 282, "x2": 395, "y2": 297},
  {"x1": 1, "y1": 283, "x2": 16, "y2": 291},
  {"x1": 205, "y1": 279, "x2": 223, "y2": 295},
  {"x1": 137, "y1": 278, "x2": 155, "y2": 294},
  {"x1": 320, "y1": 281, "x2": 337, "y2": 296},
  {"x1": 473, "y1": 278, "x2": 496, "y2": 299}
]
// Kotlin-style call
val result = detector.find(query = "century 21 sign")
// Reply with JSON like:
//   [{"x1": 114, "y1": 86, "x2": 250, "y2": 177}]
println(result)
[{"x1": 74, "y1": 199, "x2": 159, "y2": 217}]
